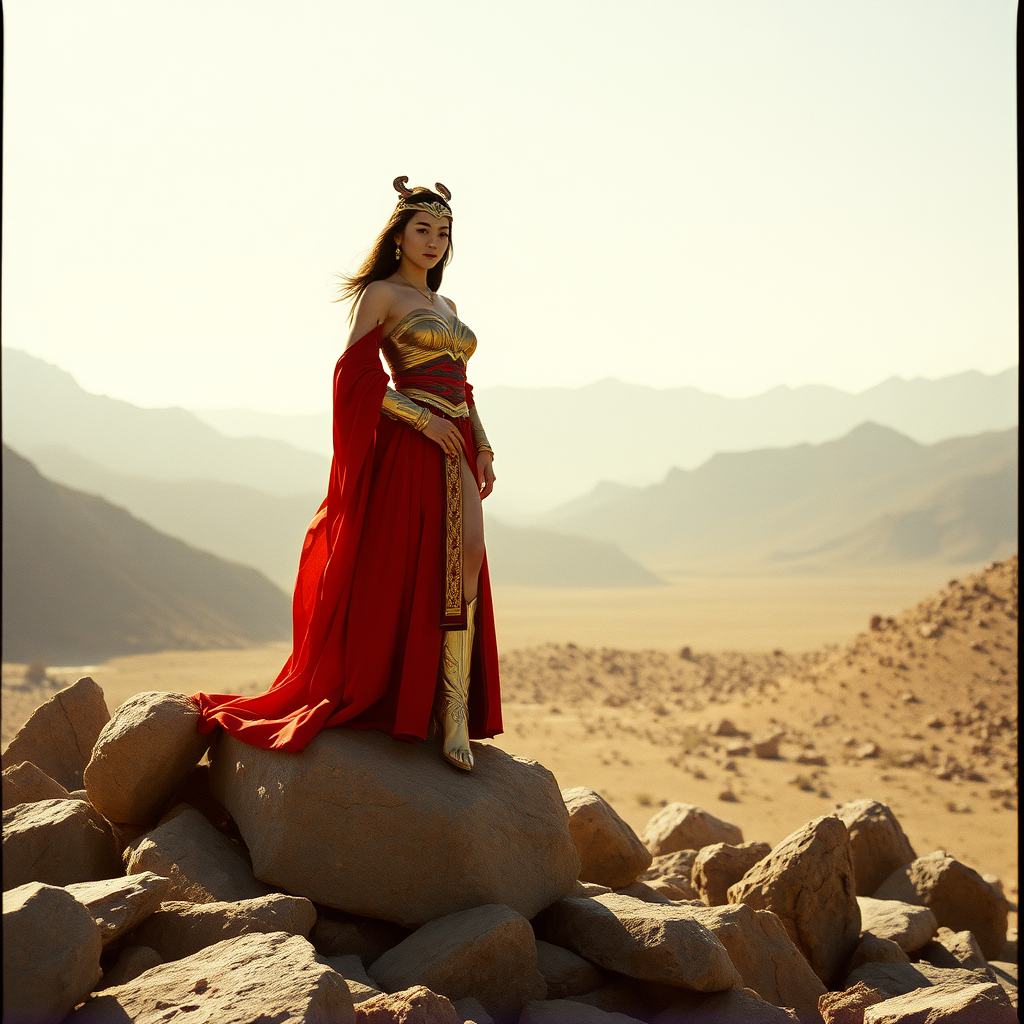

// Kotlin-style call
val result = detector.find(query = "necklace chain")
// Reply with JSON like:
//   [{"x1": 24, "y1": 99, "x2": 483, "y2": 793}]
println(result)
[{"x1": 397, "y1": 271, "x2": 435, "y2": 305}]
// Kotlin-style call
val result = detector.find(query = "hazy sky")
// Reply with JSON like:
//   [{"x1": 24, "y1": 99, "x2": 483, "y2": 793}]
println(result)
[{"x1": 2, "y1": 1, "x2": 1018, "y2": 414}]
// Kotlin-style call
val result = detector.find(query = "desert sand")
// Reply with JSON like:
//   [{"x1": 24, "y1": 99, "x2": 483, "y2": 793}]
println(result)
[{"x1": 3, "y1": 560, "x2": 1016, "y2": 930}]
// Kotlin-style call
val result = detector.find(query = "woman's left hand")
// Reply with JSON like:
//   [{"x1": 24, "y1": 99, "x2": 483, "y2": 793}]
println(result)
[{"x1": 476, "y1": 452, "x2": 496, "y2": 499}]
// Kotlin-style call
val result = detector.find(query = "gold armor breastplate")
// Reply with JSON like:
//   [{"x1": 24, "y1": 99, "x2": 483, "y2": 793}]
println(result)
[{"x1": 381, "y1": 308, "x2": 477, "y2": 417}]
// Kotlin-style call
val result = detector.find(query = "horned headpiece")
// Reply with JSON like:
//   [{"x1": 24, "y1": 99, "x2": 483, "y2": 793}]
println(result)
[{"x1": 393, "y1": 176, "x2": 453, "y2": 220}]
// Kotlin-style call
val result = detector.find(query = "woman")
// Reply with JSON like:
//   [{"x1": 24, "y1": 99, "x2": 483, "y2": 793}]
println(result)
[{"x1": 193, "y1": 178, "x2": 502, "y2": 771}]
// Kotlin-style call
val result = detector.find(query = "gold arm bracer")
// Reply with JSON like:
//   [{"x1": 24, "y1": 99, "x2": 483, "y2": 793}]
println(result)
[
  {"x1": 382, "y1": 387, "x2": 432, "y2": 432},
  {"x1": 468, "y1": 406, "x2": 494, "y2": 458}
]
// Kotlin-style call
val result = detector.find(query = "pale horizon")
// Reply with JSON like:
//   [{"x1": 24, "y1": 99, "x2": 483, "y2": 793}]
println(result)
[{"x1": 2, "y1": 1, "x2": 1018, "y2": 414}]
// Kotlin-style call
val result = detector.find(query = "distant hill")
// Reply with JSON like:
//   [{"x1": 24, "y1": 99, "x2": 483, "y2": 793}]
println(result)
[
  {"x1": 483, "y1": 517, "x2": 664, "y2": 587},
  {"x1": 1, "y1": 446, "x2": 291, "y2": 664},
  {"x1": 194, "y1": 366, "x2": 1018, "y2": 514},
  {"x1": 542, "y1": 424, "x2": 1018, "y2": 573},
  {"x1": 23, "y1": 445, "x2": 322, "y2": 592},
  {"x1": 1, "y1": 347, "x2": 330, "y2": 496}
]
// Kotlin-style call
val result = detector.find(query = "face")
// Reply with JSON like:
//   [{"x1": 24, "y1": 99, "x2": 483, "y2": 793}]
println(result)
[{"x1": 398, "y1": 213, "x2": 450, "y2": 270}]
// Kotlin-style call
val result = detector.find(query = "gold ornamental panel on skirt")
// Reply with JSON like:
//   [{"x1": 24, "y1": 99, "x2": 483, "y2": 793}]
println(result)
[{"x1": 440, "y1": 450, "x2": 466, "y2": 629}]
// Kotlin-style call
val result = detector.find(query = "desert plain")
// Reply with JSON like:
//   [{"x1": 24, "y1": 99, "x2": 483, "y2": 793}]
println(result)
[{"x1": 2, "y1": 560, "x2": 1017, "y2": 935}]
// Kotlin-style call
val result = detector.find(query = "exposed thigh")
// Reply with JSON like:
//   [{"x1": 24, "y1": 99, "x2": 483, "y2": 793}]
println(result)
[{"x1": 458, "y1": 452, "x2": 484, "y2": 549}]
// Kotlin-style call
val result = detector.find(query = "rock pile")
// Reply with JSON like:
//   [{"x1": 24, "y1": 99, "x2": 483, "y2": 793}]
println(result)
[{"x1": 3, "y1": 678, "x2": 1018, "y2": 1023}]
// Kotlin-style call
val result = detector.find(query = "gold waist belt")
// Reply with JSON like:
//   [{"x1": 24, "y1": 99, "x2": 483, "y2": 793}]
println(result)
[{"x1": 400, "y1": 387, "x2": 469, "y2": 419}]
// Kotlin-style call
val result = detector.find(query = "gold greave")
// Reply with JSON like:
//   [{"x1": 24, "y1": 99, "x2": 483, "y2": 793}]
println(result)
[
  {"x1": 381, "y1": 387, "x2": 431, "y2": 432},
  {"x1": 439, "y1": 597, "x2": 477, "y2": 771}
]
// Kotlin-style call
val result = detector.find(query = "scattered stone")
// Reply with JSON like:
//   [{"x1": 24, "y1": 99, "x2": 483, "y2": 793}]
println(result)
[
  {"x1": 899, "y1": 692, "x2": 918, "y2": 704},
  {"x1": 2, "y1": 797, "x2": 121, "y2": 890},
  {"x1": 615, "y1": 880, "x2": 673, "y2": 904},
  {"x1": 563, "y1": 786, "x2": 653, "y2": 888},
  {"x1": 752, "y1": 731, "x2": 784, "y2": 759},
  {"x1": 835, "y1": 799, "x2": 917, "y2": 897},
  {"x1": 926, "y1": 715, "x2": 945, "y2": 729},
  {"x1": 124, "y1": 805, "x2": 270, "y2": 904},
  {"x1": 68, "y1": 931, "x2": 354, "y2": 1022},
  {"x1": 3, "y1": 881, "x2": 103, "y2": 1024},
  {"x1": 725, "y1": 741, "x2": 750, "y2": 756},
  {"x1": 535, "y1": 939, "x2": 603, "y2": 999},
  {"x1": 129, "y1": 892, "x2": 317, "y2": 962},
  {"x1": 209, "y1": 728, "x2": 579, "y2": 928},
  {"x1": 1, "y1": 677, "x2": 110, "y2": 791},
  {"x1": 692, "y1": 841, "x2": 772, "y2": 906},
  {"x1": 861, "y1": 980, "x2": 1016, "y2": 1023},
  {"x1": 540, "y1": 892, "x2": 741, "y2": 991},
  {"x1": 845, "y1": 959, "x2": 934, "y2": 998},
  {"x1": 819, "y1": 981, "x2": 888, "y2": 1024},
  {"x1": 94, "y1": 945, "x2": 163, "y2": 990},
  {"x1": 857, "y1": 896, "x2": 937, "y2": 952},
  {"x1": 850, "y1": 934, "x2": 911, "y2": 970},
  {"x1": 521, "y1": 1000, "x2": 644, "y2": 1023},
  {"x1": 311, "y1": 905, "x2": 410, "y2": 965},
  {"x1": 717, "y1": 787, "x2": 739, "y2": 802},
  {"x1": 873, "y1": 850, "x2": 1009, "y2": 959},
  {"x1": 987, "y1": 962, "x2": 1018, "y2": 1007},
  {"x1": 857, "y1": 742, "x2": 880, "y2": 759},
  {"x1": 728, "y1": 814, "x2": 860, "y2": 987},
  {"x1": 65, "y1": 871, "x2": 171, "y2": 946},
  {"x1": 355, "y1": 986, "x2": 462, "y2": 1023},
  {"x1": 369, "y1": 904, "x2": 546, "y2": 1015},
  {"x1": 684, "y1": 901, "x2": 826, "y2": 1014},
  {"x1": 84, "y1": 691, "x2": 210, "y2": 825},
  {"x1": 641, "y1": 803, "x2": 743, "y2": 856},
  {"x1": 641, "y1": 849, "x2": 700, "y2": 900},
  {"x1": 2, "y1": 760, "x2": 70, "y2": 810},
  {"x1": 795, "y1": 750, "x2": 827, "y2": 766},
  {"x1": 711, "y1": 719, "x2": 741, "y2": 737},
  {"x1": 918, "y1": 927, "x2": 991, "y2": 973}
]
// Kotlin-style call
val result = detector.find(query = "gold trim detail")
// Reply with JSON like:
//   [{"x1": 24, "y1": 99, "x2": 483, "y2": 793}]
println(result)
[
  {"x1": 442, "y1": 451, "x2": 464, "y2": 623},
  {"x1": 397, "y1": 199, "x2": 452, "y2": 220},
  {"x1": 381, "y1": 387, "x2": 431, "y2": 430},
  {"x1": 402, "y1": 388, "x2": 469, "y2": 419},
  {"x1": 468, "y1": 406, "x2": 494, "y2": 457}
]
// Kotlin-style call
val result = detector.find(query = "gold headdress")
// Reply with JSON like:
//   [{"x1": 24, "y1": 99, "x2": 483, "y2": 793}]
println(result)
[{"x1": 393, "y1": 176, "x2": 453, "y2": 220}]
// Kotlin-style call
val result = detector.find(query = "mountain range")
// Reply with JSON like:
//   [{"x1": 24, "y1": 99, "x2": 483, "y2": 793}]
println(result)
[{"x1": 2, "y1": 446, "x2": 291, "y2": 664}]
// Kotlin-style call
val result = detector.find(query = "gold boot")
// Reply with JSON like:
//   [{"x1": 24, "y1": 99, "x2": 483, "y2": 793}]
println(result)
[{"x1": 438, "y1": 597, "x2": 477, "y2": 771}]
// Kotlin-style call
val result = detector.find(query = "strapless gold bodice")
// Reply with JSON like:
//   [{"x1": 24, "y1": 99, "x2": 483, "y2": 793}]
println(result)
[{"x1": 381, "y1": 308, "x2": 477, "y2": 417}]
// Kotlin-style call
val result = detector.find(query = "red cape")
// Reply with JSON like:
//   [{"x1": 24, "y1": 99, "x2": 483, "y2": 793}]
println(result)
[{"x1": 193, "y1": 324, "x2": 502, "y2": 751}]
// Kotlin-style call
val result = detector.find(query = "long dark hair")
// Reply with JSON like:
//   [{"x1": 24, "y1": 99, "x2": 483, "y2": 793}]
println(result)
[{"x1": 335, "y1": 189, "x2": 454, "y2": 321}]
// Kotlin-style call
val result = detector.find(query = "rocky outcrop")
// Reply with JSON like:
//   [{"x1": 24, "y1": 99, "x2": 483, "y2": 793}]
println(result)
[
  {"x1": 873, "y1": 850, "x2": 1009, "y2": 959},
  {"x1": 2, "y1": 760, "x2": 70, "y2": 810},
  {"x1": 2, "y1": 797, "x2": 121, "y2": 890},
  {"x1": 860, "y1": 980, "x2": 1016, "y2": 1023},
  {"x1": 857, "y1": 895, "x2": 937, "y2": 952},
  {"x1": 84, "y1": 691, "x2": 209, "y2": 825},
  {"x1": 356, "y1": 986, "x2": 461, "y2": 1023},
  {"x1": 540, "y1": 892, "x2": 741, "y2": 991},
  {"x1": 68, "y1": 932, "x2": 354, "y2": 1023},
  {"x1": 66, "y1": 871, "x2": 171, "y2": 946},
  {"x1": 123, "y1": 805, "x2": 270, "y2": 903},
  {"x1": 692, "y1": 842, "x2": 772, "y2": 906},
  {"x1": 3, "y1": 881, "x2": 103, "y2": 1023},
  {"x1": 370, "y1": 904, "x2": 546, "y2": 1015},
  {"x1": 727, "y1": 814, "x2": 860, "y2": 988},
  {"x1": 1, "y1": 677, "x2": 109, "y2": 791},
  {"x1": 129, "y1": 893, "x2": 317, "y2": 962},
  {"x1": 641, "y1": 803, "x2": 743, "y2": 857},
  {"x1": 563, "y1": 786, "x2": 653, "y2": 888},
  {"x1": 836, "y1": 799, "x2": 917, "y2": 896},
  {"x1": 209, "y1": 728, "x2": 580, "y2": 927}
]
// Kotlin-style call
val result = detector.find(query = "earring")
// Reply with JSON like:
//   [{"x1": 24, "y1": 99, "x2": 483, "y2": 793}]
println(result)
[{"x1": 395, "y1": 245, "x2": 401, "y2": 261}]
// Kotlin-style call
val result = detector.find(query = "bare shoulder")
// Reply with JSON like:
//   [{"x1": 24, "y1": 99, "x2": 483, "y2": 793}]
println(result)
[
  {"x1": 440, "y1": 295, "x2": 458, "y2": 315},
  {"x1": 346, "y1": 281, "x2": 395, "y2": 349}
]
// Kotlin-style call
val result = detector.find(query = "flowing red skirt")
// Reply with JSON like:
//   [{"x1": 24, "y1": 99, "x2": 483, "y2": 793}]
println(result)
[{"x1": 191, "y1": 324, "x2": 503, "y2": 752}]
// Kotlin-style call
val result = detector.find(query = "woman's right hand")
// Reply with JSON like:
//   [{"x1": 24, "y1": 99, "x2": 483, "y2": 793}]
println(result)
[{"x1": 421, "y1": 415, "x2": 464, "y2": 458}]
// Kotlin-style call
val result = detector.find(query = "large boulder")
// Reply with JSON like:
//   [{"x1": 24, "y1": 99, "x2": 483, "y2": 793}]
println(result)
[
  {"x1": 563, "y1": 787, "x2": 653, "y2": 889},
  {"x1": 919, "y1": 928, "x2": 991, "y2": 973},
  {"x1": 873, "y1": 850, "x2": 1009, "y2": 959},
  {"x1": 850, "y1": 934, "x2": 912, "y2": 971},
  {"x1": 540, "y1": 892, "x2": 741, "y2": 991},
  {"x1": 641, "y1": 803, "x2": 742, "y2": 857},
  {"x1": 836, "y1": 799, "x2": 917, "y2": 896},
  {"x1": 66, "y1": 871, "x2": 171, "y2": 946},
  {"x1": 2, "y1": 761, "x2": 70, "y2": 810},
  {"x1": 370, "y1": 904, "x2": 546, "y2": 1015},
  {"x1": 641, "y1": 850, "x2": 700, "y2": 901},
  {"x1": 861, "y1": 980, "x2": 1016, "y2": 1023},
  {"x1": 209, "y1": 728, "x2": 580, "y2": 927},
  {"x1": 692, "y1": 842, "x2": 772, "y2": 906},
  {"x1": 535, "y1": 939, "x2": 603, "y2": 999},
  {"x1": 3, "y1": 797, "x2": 121, "y2": 890},
  {"x1": 130, "y1": 893, "x2": 317, "y2": 962},
  {"x1": 3, "y1": 881, "x2": 103, "y2": 1023},
  {"x1": 123, "y1": 805, "x2": 270, "y2": 903},
  {"x1": 728, "y1": 814, "x2": 860, "y2": 988},
  {"x1": 67, "y1": 932, "x2": 354, "y2": 1023},
  {"x1": 84, "y1": 691, "x2": 209, "y2": 825},
  {"x1": 356, "y1": 986, "x2": 461, "y2": 1023},
  {"x1": 1, "y1": 676, "x2": 110, "y2": 791},
  {"x1": 857, "y1": 895, "x2": 937, "y2": 952},
  {"x1": 684, "y1": 902, "x2": 826, "y2": 1014},
  {"x1": 651, "y1": 986, "x2": 800, "y2": 1022}
]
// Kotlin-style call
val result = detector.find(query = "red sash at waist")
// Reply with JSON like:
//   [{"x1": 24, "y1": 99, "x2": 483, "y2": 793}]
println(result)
[{"x1": 393, "y1": 356, "x2": 468, "y2": 413}]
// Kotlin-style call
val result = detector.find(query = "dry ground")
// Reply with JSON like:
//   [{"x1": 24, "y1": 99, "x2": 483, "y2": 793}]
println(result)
[{"x1": 3, "y1": 560, "x2": 1016, "y2": 927}]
